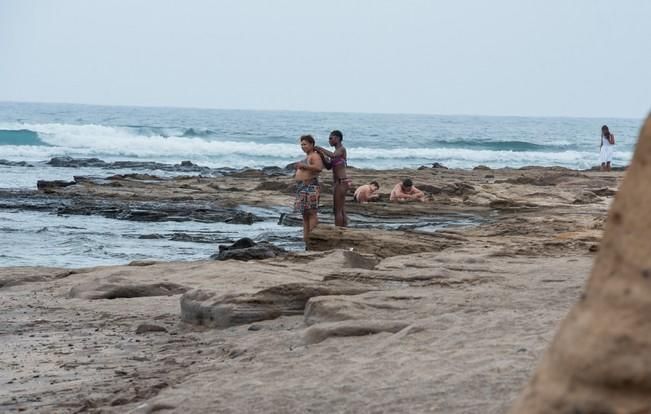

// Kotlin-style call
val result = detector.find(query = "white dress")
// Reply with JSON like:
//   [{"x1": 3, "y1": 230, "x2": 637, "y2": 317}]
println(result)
[{"x1": 600, "y1": 135, "x2": 614, "y2": 164}]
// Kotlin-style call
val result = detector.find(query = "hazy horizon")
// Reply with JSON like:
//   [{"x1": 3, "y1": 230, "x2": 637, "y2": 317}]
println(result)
[
  {"x1": 2, "y1": 0, "x2": 650, "y2": 119},
  {"x1": 1, "y1": 99, "x2": 645, "y2": 121}
]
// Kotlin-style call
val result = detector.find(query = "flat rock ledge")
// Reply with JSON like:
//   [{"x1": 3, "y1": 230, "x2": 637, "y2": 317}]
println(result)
[
  {"x1": 180, "y1": 282, "x2": 375, "y2": 328},
  {"x1": 306, "y1": 225, "x2": 464, "y2": 257}
]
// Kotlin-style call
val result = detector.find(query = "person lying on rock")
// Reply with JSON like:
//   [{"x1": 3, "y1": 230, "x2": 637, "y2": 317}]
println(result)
[
  {"x1": 389, "y1": 178, "x2": 426, "y2": 202},
  {"x1": 353, "y1": 181, "x2": 380, "y2": 203},
  {"x1": 294, "y1": 134, "x2": 324, "y2": 243}
]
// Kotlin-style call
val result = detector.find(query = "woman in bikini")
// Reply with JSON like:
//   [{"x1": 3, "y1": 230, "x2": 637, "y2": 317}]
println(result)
[
  {"x1": 315, "y1": 130, "x2": 349, "y2": 227},
  {"x1": 294, "y1": 135, "x2": 324, "y2": 244}
]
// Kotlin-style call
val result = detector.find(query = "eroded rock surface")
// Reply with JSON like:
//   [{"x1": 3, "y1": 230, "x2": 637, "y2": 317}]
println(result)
[{"x1": 181, "y1": 282, "x2": 374, "y2": 328}]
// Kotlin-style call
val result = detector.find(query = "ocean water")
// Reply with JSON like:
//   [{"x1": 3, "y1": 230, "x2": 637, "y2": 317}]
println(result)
[{"x1": 0, "y1": 101, "x2": 643, "y2": 267}]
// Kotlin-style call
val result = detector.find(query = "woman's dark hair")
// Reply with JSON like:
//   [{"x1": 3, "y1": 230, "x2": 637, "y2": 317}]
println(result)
[
  {"x1": 330, "y1": 130, "x2": 343, "y2": 141},
  {"x1": 319, "y1": 152, "x2": 332, "y2": 170},
  {"x1": 370, "y1": 181, "x2": 380, "y2": 188},
  {"x1": 602, "y1": 125, "x2": 609, "y2": 133},
  {"x1": 300, "y1": 134, "x2": 315, "y2": 145}
]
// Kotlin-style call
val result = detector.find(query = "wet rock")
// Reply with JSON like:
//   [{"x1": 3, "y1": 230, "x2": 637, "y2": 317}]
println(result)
[
  {"x1": 261, "y1": 166, "x2": 294, "y2": 176},
  {"x1": 106, "y1": 173, "x2": 161, "y2": 181},
  {"x1": 50, "y1": 197, "x2": 263, "y2": 223},
  {"x1": 212, "y1": 238, "x2": 287, "y2": 261},
  {"x1": 415, "y1": 184, "x2": 441, "y2": 194},
  {"x1": 222, "y1": 237, "x2": 256, "y2": 250},
  {"x1": 417, "y1": 163, "x2": 447, "y2": 170},
  {"x1": 169, "y1": 233, "x2": 222, "y2": 243},
  {"x1": 36, "y1": 180, "x2": 76, "y2": 191},
  {"x1": 46, "y1": 156, "x2": 217, "y2": 174},
  {"x1": 474, "y1": 165, "x2": 491, "y2": 170},
  {"x1": 489, "y1": 199, "x2": 528, "y2": 210},
  {"x1": 138, "y1": 234, "x2": 166, "y2": 240},
  {"x1": 180, "y1": 282, "x2": 373, "y2": 328},
  {"x1": 127, "y1": 260, "x2": 158, "y2": 266},
  {"x1": 440, "y1": 182, "x2": 476, "y2": 196},
  {"x1": 48, "y1": 156, "x2": 107, "y2": 168},
  {"x1": 135, "y1": 324, "x2": 168, "y2": 334},
  {"x1": 278, "y1": 212, "x2": 303, "y2": 227},
  {"x1": 224, "y1": 211, "x2": 256, "y2": 225},
  {"x1": 0, "y1": 159, "x2": 33, "y2": 167}
]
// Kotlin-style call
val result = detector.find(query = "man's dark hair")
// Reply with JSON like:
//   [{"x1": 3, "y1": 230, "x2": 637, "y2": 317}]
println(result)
[
  {"x1": 330, "y1": 130, "x2": 343, "y2": 141},
  {"x1": 402, "y1": 178, "x2": 413, "y2": 187},
  {"x1": 370, "y1": 181, "x2": 380, "y2": 188},
  {"x1": 300, "y1": 134, "x2": 315, "y2": 145}
]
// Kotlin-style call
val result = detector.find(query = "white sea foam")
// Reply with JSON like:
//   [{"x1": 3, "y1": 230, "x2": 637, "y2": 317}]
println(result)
[{"x1": 0, "y1": 122, "x2": 634, "y2": 170}]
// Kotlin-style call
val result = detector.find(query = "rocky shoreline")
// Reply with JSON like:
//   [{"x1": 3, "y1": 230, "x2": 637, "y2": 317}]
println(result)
[{"x1": 0, "y1": 160, "x2": 625, "y2": 413}]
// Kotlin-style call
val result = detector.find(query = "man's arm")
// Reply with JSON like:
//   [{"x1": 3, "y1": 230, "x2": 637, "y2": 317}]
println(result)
[
  {"x1": 390, "y1": 185, "x2": 407, "y2": 201},
  {"x1": 411, "y1": 187, "x2": 424, "y2": 198}
]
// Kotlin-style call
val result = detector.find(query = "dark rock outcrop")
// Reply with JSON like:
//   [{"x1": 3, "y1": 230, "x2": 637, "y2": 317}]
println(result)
[
  {"x1": 36, "y1": 180, "x2": 76, "y2": 191},
  {"x1": 212, "y1": 238, "x2": 287, "y2": 261},
  {"x1": 0, "y1": 159, "x2": 33, "y2": 167}
]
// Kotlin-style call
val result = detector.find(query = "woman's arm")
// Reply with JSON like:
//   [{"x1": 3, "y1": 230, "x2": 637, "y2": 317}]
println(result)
[
  {"x1": 315, "y1": 146, "x2": 335, "y2": 158},
  {"x1": 316, "y1": 146, "x2": 345, "y2": 159}
]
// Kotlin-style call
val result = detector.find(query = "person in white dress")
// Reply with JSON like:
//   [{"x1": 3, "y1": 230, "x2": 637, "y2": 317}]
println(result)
[{"x1": 600, "y1": 125, "x2": 615, "y2": 172}]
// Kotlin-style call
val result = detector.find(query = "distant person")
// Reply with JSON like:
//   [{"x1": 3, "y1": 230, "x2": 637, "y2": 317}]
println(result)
[
  {"x1": 600, "y1": 125, "x2": 615, "y2": 172},
  {"x1": 354, "y1": 181, "x2": 380, "y2": 203},
  {"x1": 294, "y1": 134, "x2": 324, "y2": 244},
  {"x1": 390, "y1": 178, "x2": 426, "y2": 202},
  {"x1": 315, "y1": 130, "x2": 350, "y2": 226}
]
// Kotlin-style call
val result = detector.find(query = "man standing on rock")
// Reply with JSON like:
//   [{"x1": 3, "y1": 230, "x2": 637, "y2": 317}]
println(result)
[{"x1": 294, "y1": 135, "x2": 324, "y2": 244}]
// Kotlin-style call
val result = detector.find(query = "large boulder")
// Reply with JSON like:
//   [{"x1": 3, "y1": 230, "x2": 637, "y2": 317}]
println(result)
[{"x1": 510, "y1": 116, "x2": 651, "y2": 413}]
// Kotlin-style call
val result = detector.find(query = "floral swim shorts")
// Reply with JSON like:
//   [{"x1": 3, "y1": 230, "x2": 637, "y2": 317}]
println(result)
[{"x1": 294, "y1": 178, "x2": 320, "y2": 214}]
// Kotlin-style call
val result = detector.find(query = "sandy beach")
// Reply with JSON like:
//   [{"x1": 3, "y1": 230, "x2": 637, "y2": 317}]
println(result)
[{"x1": 0, "y1": 164, "x2": 624, "y2": 413}]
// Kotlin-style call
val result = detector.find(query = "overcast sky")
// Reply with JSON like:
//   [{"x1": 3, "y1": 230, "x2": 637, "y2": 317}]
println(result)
[{"x1": 1, "y1": 0, "x2": 649, "y2": 118}]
